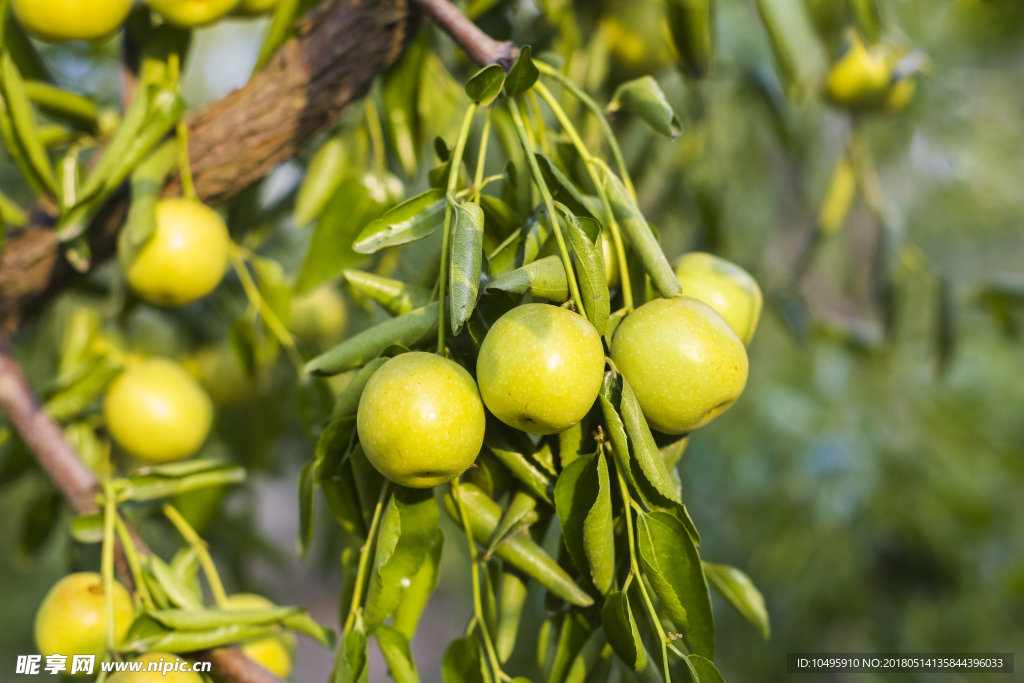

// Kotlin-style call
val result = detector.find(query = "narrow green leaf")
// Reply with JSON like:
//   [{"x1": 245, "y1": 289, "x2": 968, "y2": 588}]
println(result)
[
  {"x1": 120, "y1": 141, "x2": 177, "y2": 264},
  {"x1": 548, "y1": 610, "x2": 593, "y2": 683},
  {"x1": 298, "y1": 459, "x2": 319, "y2": 560},
  {"x1": 0, "y1": 51, "x2": 56, "y2": 195},
  {"x1": 354, "y1": 189, "x2": 447, "y2": 254},
  {"x1": 332, "y1": 616, "x2": 369, "y2": 683},
  {"x1": 443, "y1": 636, "x2": 487, "y2": 683},
  {"x1": 636, "y1": 510, "x2": 715, "y2": 659},
  {"x1": 601, "y1": 591, "x2": 660, "y2": 683},
  {"x1": 284, "y1": 611, "x2": 335, "y2": 648},
  {"x1": 534, "y1": 155, "x2": 592, "y2": 218},
  {"x1": 343, "y1": 269, "x2": 432, "y2": 318},
  {"x1": 466, "y1": 64, "x2": 507, "y2": 106},
  {"x1": 686, "y1": 655, "x2": 727, "y2": 683},
  {"x1": 306, "y1": 302, "x2": 439, "y2": 375},
  {"x1": 703, "y1": 562, "x2": 770, "y2": 639},
  {"x1": 451, "y1": 202, "x2": 486, "y2": 331},
  {"x1": 254, "y1": 0, "x2": 300, "y2": 72},
  {"x1": 23, "y1": 81, "x2": 97, "y2": 131},
  {"x1": 391, "y1": 529, "x2": 444, "y2": 639},
  {"x1": 484, "y1": 420, "x2": 555, "y2": 504},
  {"x1": 505, "y1": 46, "x2": 540, "y2": 97},
  {"x1": 486, "y1": 255, "x2": 568, "y2": 302},
  {"x1": 562, "y1": 627, "x2": 608, "y2": 683},
  {"x1": 755, "y1": 0, "x2": 827, "y2": 104},
  {"x1": 666, "y1": 0, "x2": 714, "y2": 79},
  {"x1": 496, "y1": 568, "x2": 528, "y2": 663},
  {"x1": 376, "y1": 625, "x2": 422, "y2": 683},
  {"x1": 564, "y1": 214, "x2": 610, "y2": 335},
  {"x1": 147, "y1": 607, "x2": 300, "y2": 630},
  {"x1": 124, "y1": 465, "x2": 246, "y2": 503},
  {"x1": 365, "y1": 487, "x2": 441, "y2": 633},
  {"x1": 331, "y1": 358, "x2": 390, "y2": 420},
  {"x1": 602, "y1": 169, "x2": 681, "y2": 299},
  {"x1": 71, "y1": 513, "x2": 104, "y2": 544},
  {"x1": 486, "y1": 489, "x2": 539, "y2": 557},
  {"x1": 121, "y1": 623, "x2": 279, "y2": 654},
  {"x1": 554, "y1": 452, "x2": 614, "y2": 594},
  {"x1": 383, "y1": 38, "x2": 425, "y2": 179},
  {"x1": 296, "y1": 133, "x2": 348, "y2": 226},
  {"x1": 147, "y1": 555, "x2": 202, "y2": 610},
  {"x1": 620, "y1": 378, "x2": 681, "y2": 504},
  {"x1": 0, "y1": 186, "x2": 26, "y2": 226},
  {"x1": 607, "y1": 76, "x2": 682, "y2": 139}
]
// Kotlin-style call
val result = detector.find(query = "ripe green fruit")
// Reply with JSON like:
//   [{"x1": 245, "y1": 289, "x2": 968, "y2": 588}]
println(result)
[
  {"x1": 611, "y1": 297, "x2": 748, "y2": 435},
  {"x1": 124, "y1": 198, "x2": 230, "y2": 307},
  {"x1": 673, "y1": 252, "x2": 763, "y2": 345},
  {"x1": 12, "y1": 0, "x2": 133, "y2": 43},
  {"x1": 105, "y1": 358, "x2": 214, "y2": 463},
  {"x1": 226, "y1": 594, "x2": 295, "y2": 677},
  {"x1": 233, "y1": 0, "x2": 280, "y2": 15},
  {"x1": 357, "y1": 352, "x2": 485, "y2": 488},
  {"x1": 107, "y1": 652, "x2": 203, "y2": 682},
  {"x1": 146, "y1": 0, "x2": 240, "y2": 27},
  {"x1": 289, "y1": 286, "x2": 348, "y2": 349},
  {"x1": 477, "y1": 304, "x2": 605, "y2": 435},
  {"x1": 34, "y1": 573, "x2": 134, "y2": 668}
]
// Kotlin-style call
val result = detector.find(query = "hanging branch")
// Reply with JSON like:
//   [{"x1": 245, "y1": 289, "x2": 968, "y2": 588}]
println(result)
[
  {"x1": 0, "y1": 336, "x2": 285, "y2": 683},
  {"x1": 410, "y1": 0, "x2": 517, "y2": 67}
]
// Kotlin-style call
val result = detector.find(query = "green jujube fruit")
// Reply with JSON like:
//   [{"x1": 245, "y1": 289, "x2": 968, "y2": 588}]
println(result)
[{"x1": 673, "y1": 252, "x2": 763, "y2": 345}]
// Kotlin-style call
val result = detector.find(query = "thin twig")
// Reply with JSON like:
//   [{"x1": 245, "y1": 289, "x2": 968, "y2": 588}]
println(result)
[{"x1": 410, "y1": 0, "x2": 517, "y2": 67}]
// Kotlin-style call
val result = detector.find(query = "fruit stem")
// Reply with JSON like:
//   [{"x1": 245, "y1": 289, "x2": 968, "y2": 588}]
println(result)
[
  {"x1": 534, "y1": 61, "x2": 638, "y2": 202},
  {"x1": 532, "y1": 82, "x2": 634, "y2": 311},
  {"x1": 507, "y1": 97, "x2": 585, "y2": 316},
  {"x1": 615, "y1": 464, "x2": 672, "y2": 683},
  {"x1": 451, "y1": 478, "x2": 508, "y2": 683},
  {"x1": 228, "y1": 245, "x2": 306, "y2": 373},
  {"x1": 101, "y1": 478, "x2": 117, "y2": 653},
  {"x1": 364, "y1": 95, "x2": 387, "y2": 175},
  {"x1": 471, "y1": 108, "x2": 492, "y2": 204},
  {"x1": 163, "y1": 503, "x2": 230, "y2": 609},
  {"x1": 437, "y1": 102, "x2": 478, "y2": 352},
  {"x1": 114, "y1": 515, "x2": 155, "y2": 610},
  {"x1": 343, "y1": 481, "x2": 393, "y2": 636},
  {"x1": 176, "y1": 121, "x2": 197, "y2": 201}
]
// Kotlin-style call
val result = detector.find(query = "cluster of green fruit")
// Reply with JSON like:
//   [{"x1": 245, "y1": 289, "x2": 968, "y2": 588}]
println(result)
[
  {"x1": 34, "y1": 573, "x2": 294, "y2": 679},
  {"x1": 357, "y1": 252, "x2": 761, "y2": 489},
  {"x1": 12, "y1": 0, "x2": 281, "y2": 45}
]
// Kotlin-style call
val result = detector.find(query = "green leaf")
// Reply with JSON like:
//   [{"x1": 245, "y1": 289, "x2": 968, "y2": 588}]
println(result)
[
  {"x1": 376, "y1": 625, "x2": 422, "y2": 683},
  {"x1": 391, "y1": 529, "x2": 444, "y2": 639},
  {"x1": 297, "y1": 173, "x2": 391, "y2": 293},
  {"x1": 484, "y1": 419, "x2": 555, "y2": 504},
  {"x1": 636, "y1": 510, "x2": 715, "y2": 659},
  {"x1": 124, "y1": 464, "x2": 246, "y2": 503},
  {"x1": 480, "y1": 195, "x2": 522, "y2": 243},
  {"x1": 284, "y1": 611, "x2": 335, "y2": 648},
  {"x1": 564, "y1": 214, "x2": 610, "y2": 335},
  {"x1": 319, "y1": 426, "x2": 364, "y2": 538},
  {"x1": 0, "y1": 51, "x2": 56, "y2": 195},
  {"x1": 295, "y1": 132, "x2": 349, "y2": 226},
  {"x1": 703, "y1": 562, "x2": 770, "y2": 639},
  {"x1": 523, "y1": 210, "x2": 555, "y2": 266},
  {"x1": 443, "y1": 637, "x2": 488, "y2": 683},
  {"x1": 306, "y1": 302, "x2": 439, "y2": 375},
  {"x1": 486, "y1": 489, "x2": 539, "y2": 557},
  {"x1": 146, "y1": 606, "x2": 300, "y2": 630},
  {"x1": 548, "y1": 610, "x2": 594, "y2": 683},
  {"x1": 466, "y1": 64, "x2": 507, "y2": 105},
  {"x1": 298, "y1": 458, "x2": 319, "y2": 560},
  {"x1": 496, "y1": 568, "x2": 528, "y2": 663},
  {"x1": 665, "y1": 0, "x2": 714, "y2": 79},
  {"x1": 343, "y1": 269, "x2": 432, "y2": 317},
  {"x1": 486, "y1": 255, "x2": 568, "y2": 302},
  {"x1": 333, "y1": 616, "x2": 369, "y2": 683},
  {"x1": 602, "y1": 168, "x2": 681, "y2": 299},
  {"x1": 121, "y1": 141, "x2": 177, "y2": 263},
  {"x1": 505, "y1": 46, "x2": 540, "y2": 97},
  {"x1": 70, "y1": 513, "x2": 104, "y2": 544},
  {"x1": 686, "y1": 655, "x2": 727, "y2": 683},
  {"x1": 331, "y1": 359, "x2": 388, "y2": 421},
  {"x1": 607, "y1": 76, "x2": 682, "y2": 139},
  {"x1": 562, "y1": 627, "x2": 609, "y2": 683},
  {"x1": 601, "y1": 591, "x2": 660, "y2": 683},
  {"x1": 754, "y1": 0, "x2": 827, "y2": 104},
  {"x1": 120, "y1": 623, "x2": 279, "y2": 654},
  {"x1": 451, "y1": 202, "x2": 486, "y2": 332},
  {"x1": 365, "y1": 487, "x2": 441, "y2": 633},
  {"x1": 554, "y1": 451, "x2": 614, "y2": 594},
  {"x1": 383, "y1": 38, "x2": 425, "y2": 179},
  {"x1": 619, "y1": 378, "x2": 681, "y2": 504},
  {"x1": 354, "y1": 189, "x2": 447, "y2": 254},
  {"x1": 535, "y1": 155, "x2": 592, "y2": 219},
  {"x1": 147, "y1": 555, "x2": 202, "y2": 610}
]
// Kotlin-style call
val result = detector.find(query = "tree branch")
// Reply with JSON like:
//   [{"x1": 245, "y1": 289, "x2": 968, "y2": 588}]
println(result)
[
  {"x1": 0, "y1": 0, "x2": 415, "y2": 332},
  {"x1": 0, "y1": 337, "x2": 285, "y2": 683},
  {"x1": 410, "y1": 0, "x2": 517, "y2": 67}
]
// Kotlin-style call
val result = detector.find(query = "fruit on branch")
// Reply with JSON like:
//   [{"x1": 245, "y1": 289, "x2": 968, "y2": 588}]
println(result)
[
  {"x1": 12, "y1": 0, "x2": 134, "y2": 43},
  {"x1": 107, "y1": 652, "x2": 203, "y2": 682},
  {"x1": 357, "y1": 352, "x2": 486, "y2": 488},
  {"x1": 673, "y1": 252, "x2": 763, "y2": 345},
  {"x1": 34, "y1": 573, "x2": 134, "y2": 665},
  {"x1": 123, "y1": 199, "x2": 230, "y2": 308},
  {"x1": 233, "y1": 0, "x2": 280, "y2": 16},
  {"x1": 288, "y1": 285, "x2": 348, "y2": 349},
  {"x1": 825, "y1": 32, "x2": 892, "y2": 109},
  {"x1": 104, "y1": 358, "x2": 214, "y2": 462},
  {"x1": 225, "y1": 594, "x2": 296, "y2": 678},
  {"x1": 146, "y1": 0, "x2": 241, "y2": 27},
  {"x1": 477, "y1": 304, "x2": 605, "y2": 435},
  {"x1": 611, "y1": 297, "x2": 748, "y2": 434}
]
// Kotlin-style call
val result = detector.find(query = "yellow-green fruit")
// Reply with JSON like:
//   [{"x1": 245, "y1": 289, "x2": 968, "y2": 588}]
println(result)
[
  {"x1": 825, "y1": 34, "x2": 892, "y2": 108},
  {"x1": 107, "y1": 652, "x2": 203, "y2": 682},
  {"x1": 146, "y1": 0, "x2": 240, "y2": 28},
  {"x1": 125, "y1": 198, "x2": 230, "y2": 307},
  {"x1": 225, "y1": 594, "x2": 295, "y2": 678},
  {"x1": 357, "y1": 352, "x2": 485, "y2": 488},
  {"x1": 12, "y1": 0, "x2": 133, "y2": 43},
  {"x1": 233, "y1": 0, "x2": 279, "y2": 15},
  {"x1": 105, "y1": 358, "x2": 214, "y2": 462},
  {"x1": 885, "y1": 76, "x2": 917, "y2": 112},
  {"x1": 673, "y1": 252, "x2": 763, "y2": 345},
  {"x1": 34, "y1": 573, "x2": 133, "y2": 670},
  {"x1": 611, "y1": 297, "x2": 748, "y2": 435},
  {"x1": 289, "y1": 286, "x2": 348, "y2": 349},
  {"x1": 477, "y1": 304, "x2": 605, "y2": 435}
]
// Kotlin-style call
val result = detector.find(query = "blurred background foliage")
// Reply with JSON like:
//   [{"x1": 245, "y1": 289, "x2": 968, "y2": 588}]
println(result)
[{"x1": 2, "y1": 0, "x2": 1024, "y2": 680}]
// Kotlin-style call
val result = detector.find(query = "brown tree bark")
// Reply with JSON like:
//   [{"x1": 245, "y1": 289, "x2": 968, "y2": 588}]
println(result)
[{"x1": 0, "y1": 0, "x2": 415, "y2": 332}]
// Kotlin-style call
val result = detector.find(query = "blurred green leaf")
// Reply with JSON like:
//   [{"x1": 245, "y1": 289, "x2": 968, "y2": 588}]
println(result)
[
  {"x1": 607, "y1": 76, "x2": 682, "y2": 139},
  {"x1": 703, "y1": 562, "x2": 770, "y2": 639},
  {"x1": 466, "y1": 65, "x2": 507, "y2": 106},
  {"x1": 505, "y1": 46, "x2": 540, "y2": 97}
]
